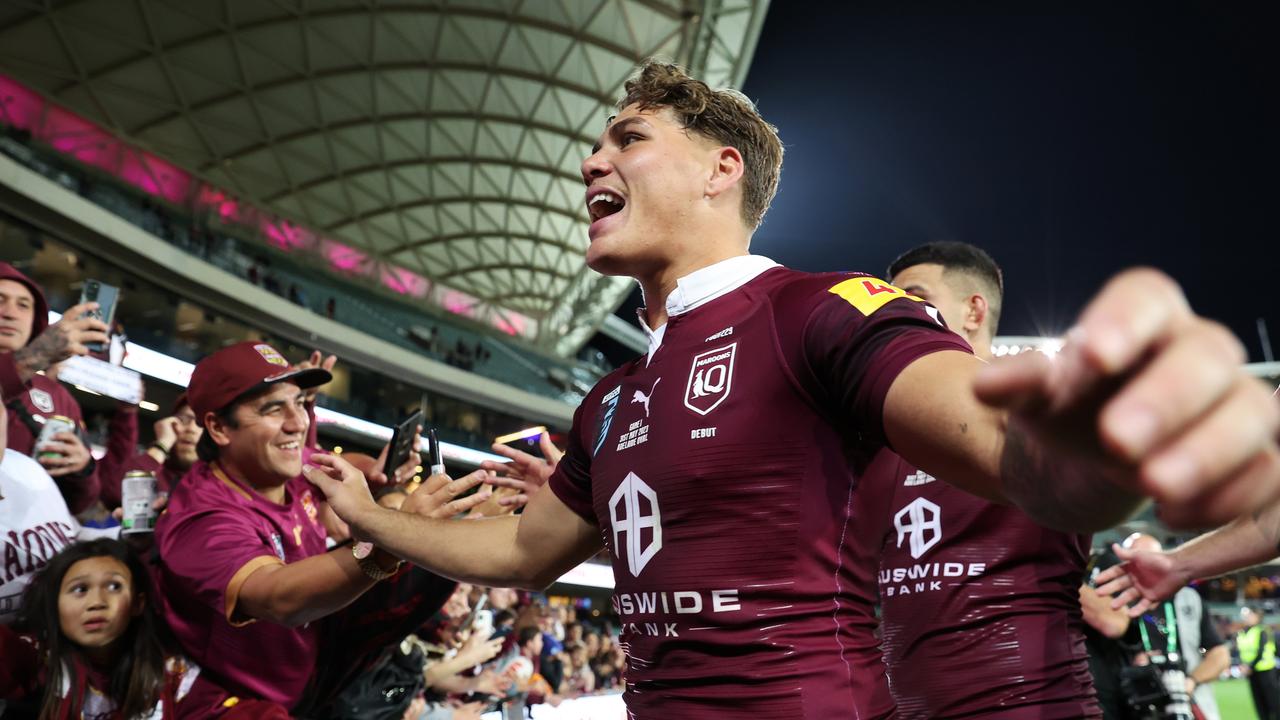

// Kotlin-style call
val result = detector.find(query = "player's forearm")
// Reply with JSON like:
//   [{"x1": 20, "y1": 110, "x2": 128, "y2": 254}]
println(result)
[
  {"x1": 1000, "y1": 423, "x2": 1147, "y2": 532},
  {"x1": 1166, "y1": 504, "x2": 1280, "y2": 582},
  {"x1": 349, "y1": 507, "x2": 545, "y2": 588},
  {"x1": 239, "y1": 550, "x2": 379, "y2": 627}
]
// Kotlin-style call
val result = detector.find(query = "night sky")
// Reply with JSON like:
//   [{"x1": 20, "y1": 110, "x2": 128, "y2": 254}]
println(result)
[{"x1": 610, "y1": 2, "x2": 1277, "y2": 362}]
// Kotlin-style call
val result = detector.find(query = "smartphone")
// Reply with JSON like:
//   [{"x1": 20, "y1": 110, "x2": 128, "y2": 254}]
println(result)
[
  {"x1": 78, "y1": 279, "x2": 119, "y2": 353},
  {"x1": 462, "y1": 593, "x2": 489, "y2": 635},
  {"x1": 385, "y1": 409, "x2": 424, "y2": 480}
]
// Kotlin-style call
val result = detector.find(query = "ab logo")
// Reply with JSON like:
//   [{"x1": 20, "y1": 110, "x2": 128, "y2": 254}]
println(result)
[
  {"x1": 684, "y1": 343, "x2": 736, "y2": 416},
  {"x1": 894, "y1": 498, "x2": 942, "y2": 559},
  {"x1": 609, "y1": 472, "x2": 662, "y2": 577}
]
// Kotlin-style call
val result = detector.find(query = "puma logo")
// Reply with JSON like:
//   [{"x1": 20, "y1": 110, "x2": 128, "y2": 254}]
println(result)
[{"x1": 631, "y1": 378, "x2": 661, "y2": 417}]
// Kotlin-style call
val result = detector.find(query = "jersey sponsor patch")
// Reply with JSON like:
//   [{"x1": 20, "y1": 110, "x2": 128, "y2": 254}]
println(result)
[
  {"x1": 684, "y1": 343, "x2": 736, "y2": 416},
  {"x1": 828, "y1": 276, "x2": 923, "y2": 316},
  {"x1": 593, "y1": 385, "x2": 621, "y2": 457}
]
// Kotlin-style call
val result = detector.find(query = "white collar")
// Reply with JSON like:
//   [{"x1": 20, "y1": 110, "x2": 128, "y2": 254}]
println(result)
[{"x1": 635, "y1": 255, "x2": 780, "y2": 362}]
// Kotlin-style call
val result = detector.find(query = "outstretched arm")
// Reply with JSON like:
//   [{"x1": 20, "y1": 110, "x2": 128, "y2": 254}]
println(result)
[
  {"x1": 307, "y1": 459, "x2": 601, "y2": 589},
  {"x1": 885, "y1": 269, "x2": 1280, "y2": 532},
  {"x1": 1095, "y1": 499, "x2": 1280, "y2": 615}
]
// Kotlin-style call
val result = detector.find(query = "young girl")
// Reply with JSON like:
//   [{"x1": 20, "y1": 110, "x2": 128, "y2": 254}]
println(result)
[{"x1": 0, "y1": 538, "x2": 190, "y2": 720}]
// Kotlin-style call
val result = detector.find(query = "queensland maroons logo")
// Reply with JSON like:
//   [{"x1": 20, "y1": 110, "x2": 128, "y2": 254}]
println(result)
[{"x1": 684, "y1": 343, "x2": 736, "y2": 416}]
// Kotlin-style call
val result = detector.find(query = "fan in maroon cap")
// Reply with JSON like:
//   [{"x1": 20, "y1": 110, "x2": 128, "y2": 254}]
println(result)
[{"x1": 150, "y1": 341, "x2": 403, "y2": 713}]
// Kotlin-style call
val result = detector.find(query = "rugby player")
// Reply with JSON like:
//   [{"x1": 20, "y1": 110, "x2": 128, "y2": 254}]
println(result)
[
  {"x1": 309, "y1": 63, "x2": 1280, "y2": 719},
  {"x1": 867, "y1": 241, "x2": 1097, "y2": 718}
]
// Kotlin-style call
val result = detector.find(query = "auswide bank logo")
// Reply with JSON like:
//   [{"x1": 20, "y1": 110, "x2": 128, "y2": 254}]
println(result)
[
  {"x1": 894, "y1": 497, "x2": 942, "y2": 559},
  {"x1": 609, "y1": 472, "x2": 662, "y2": 577}
]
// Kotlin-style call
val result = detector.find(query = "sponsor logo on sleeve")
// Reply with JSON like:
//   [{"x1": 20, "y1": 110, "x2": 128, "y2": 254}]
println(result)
[
  {"x1": 828, "y1": 276, "x2": 923, "y2": 316},
  {"x1": 684, "y1": 343, "x2": 736, "y2": 416}
]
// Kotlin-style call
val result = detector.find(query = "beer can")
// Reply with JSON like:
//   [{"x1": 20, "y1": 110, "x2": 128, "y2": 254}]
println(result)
[
  {"x1": 35, "y1": 415, "x2": 77, "y2": 461},
  {"x1": 122, "y1": 470, "x2": 158, "y2": 534}
]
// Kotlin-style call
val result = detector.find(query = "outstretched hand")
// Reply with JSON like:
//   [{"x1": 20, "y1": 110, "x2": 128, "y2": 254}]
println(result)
[
  {"x1": 1093, "y1": 543, "x2": 1190, "y2": 617},
  {"x1": 975, "y1": 268, "x2": 1280, "y2": 528},
  {"x1": 401, "y1": 468, "x2": 503, "y2": 519},
  {"x1": 479, "y1": 432, "x2": 563, "y2": 509},
  {"x1": 303, "y1": 453, "x2": 377, "y2": 526}
]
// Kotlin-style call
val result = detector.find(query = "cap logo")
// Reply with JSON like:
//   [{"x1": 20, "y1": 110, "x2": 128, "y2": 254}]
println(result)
[{"x1": 253, "y1": 344, "x2": 289, "y2": 367}]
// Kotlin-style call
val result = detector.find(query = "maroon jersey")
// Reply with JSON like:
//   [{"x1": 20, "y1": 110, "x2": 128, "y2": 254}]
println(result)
[
  {"x1": 549, "y1": 259, "x2": 970, "y2": 719},
  {"x1": 872, "y1": 451, "x2": 1099, "y2": 719},
  {"x1": 155, "y1": 454, "x2": 328, "y2": 707}
]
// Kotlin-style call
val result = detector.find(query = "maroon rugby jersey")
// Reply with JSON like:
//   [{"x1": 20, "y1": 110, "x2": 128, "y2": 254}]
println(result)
[
  {"x1": 549, "y1": 258, "x2": 970, "y2": 719},
  {"x1": 871, "y1": 450, "x2": 1099, "y2": 719}
]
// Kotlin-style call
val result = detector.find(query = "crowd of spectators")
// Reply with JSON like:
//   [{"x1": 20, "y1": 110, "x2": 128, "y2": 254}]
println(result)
[{"x1": 0, "y1": 260, "x2": 621, "y2": 719}]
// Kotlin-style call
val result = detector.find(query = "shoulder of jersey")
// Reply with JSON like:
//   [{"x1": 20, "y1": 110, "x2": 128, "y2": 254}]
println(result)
[{"x1": 766, "y1": 269, "x2": 920, "y2": 315}]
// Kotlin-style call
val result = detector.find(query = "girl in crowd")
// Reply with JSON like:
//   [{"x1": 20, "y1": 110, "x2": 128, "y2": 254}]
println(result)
[{"x1": 0, "y1": 538, "x2": 208, "y2": 720}]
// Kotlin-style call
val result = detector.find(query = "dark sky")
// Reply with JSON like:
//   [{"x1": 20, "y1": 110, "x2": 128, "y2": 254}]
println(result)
[{"x1": 607, "y1": 2, "x2": 1277, "y2": 363}]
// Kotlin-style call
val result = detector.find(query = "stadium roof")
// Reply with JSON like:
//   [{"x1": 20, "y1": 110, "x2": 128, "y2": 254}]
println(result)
[{"x1": 0, "y1": 0, "x2": 769, "y2": 355}]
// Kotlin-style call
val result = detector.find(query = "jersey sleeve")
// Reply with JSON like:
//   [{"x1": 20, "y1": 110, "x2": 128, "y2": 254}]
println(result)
[
  {"x1": 157, "y1": 506, "x2": 284, "y2": 626},
  {"x1": 799, "y1": 275, "x2": 973, "y2": 446},
  {"x1": 547, "y1": 400, "x2": 597, "y2": 525}
]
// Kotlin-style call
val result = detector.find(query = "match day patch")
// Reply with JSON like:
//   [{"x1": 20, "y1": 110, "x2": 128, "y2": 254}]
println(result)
[
  {"x1": 253, "y1": 344, "x2": 289, "y2": 367},
  {"x1": 828, "y1": 276, "x2": 923, "y2": 316}
]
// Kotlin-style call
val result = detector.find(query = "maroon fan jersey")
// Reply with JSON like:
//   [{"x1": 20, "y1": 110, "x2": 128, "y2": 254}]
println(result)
[
  {"x1": 549, "y1": 258, "x2": 970, "y2": 719},
  {"x1": 872, "y1": 450, "x2": 1099, "y2": 719}
]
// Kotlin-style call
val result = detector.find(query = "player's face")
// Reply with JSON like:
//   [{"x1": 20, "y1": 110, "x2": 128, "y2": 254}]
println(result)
[
  {"x1": 58, "y1": 556, "x2": 139, "y2": 658},
  {"x1": 581, "y1": 104, "x2": 721, "y2": 276},
  {"x1": 0, "y1": 279, "x2": 35, "y2": 352},
  {"x1": 891, "y1": 263, "x2": 969, "y2": 337},
  {"x1": 219, "y1": 383, "x2": 309, "y2": 484}
]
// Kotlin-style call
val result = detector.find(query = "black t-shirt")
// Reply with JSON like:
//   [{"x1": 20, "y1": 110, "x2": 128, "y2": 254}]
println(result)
[{"x1": 1084, "y1": 549, "x2": 1134, "y2": 720}]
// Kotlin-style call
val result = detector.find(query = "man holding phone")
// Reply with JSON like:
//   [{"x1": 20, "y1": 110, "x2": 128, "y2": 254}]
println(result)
[{"x1": 0, "y1": 262, "x2": 108, "y2": 513}]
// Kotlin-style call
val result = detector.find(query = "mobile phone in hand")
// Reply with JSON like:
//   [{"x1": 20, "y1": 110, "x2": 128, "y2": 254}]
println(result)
[
  {"x1": 78, "y1": 279, "x2": 119, "y2": 353},
  {"x1": 385, "y1": 409, "x2": 424, "y2": 480}
]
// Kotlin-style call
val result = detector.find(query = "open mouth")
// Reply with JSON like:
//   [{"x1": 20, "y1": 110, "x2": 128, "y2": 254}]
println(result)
[{"x1": 586, "y1": 189, "x2": 626, "y2": 224}]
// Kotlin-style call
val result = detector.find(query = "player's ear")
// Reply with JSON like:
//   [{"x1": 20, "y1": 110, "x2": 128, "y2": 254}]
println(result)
[
  {"x1": 966, "y1": 294, "x2": 989, "y2": 333},
  {"x1": 704, "y1": 145, "x2": 745, "y2": 201}
]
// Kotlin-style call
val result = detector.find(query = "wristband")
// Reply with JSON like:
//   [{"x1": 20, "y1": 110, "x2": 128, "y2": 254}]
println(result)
[{"x1": 148, "y1": 441, "x2": 172, "y2": 455}]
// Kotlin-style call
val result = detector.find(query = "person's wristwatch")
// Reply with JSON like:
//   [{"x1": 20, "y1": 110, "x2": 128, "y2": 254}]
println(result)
[{"x1": 352, "y1": 541, "x2": 403, "y2": 581}]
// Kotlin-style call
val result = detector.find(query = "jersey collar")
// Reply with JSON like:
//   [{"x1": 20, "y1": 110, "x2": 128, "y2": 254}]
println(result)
[{"x1": 636, "y1": 255, "x2": 780, "y2": 363}]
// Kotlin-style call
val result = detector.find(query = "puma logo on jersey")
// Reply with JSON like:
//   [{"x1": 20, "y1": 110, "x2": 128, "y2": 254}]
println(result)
[
  {"x1": 904, "y1": 471, "x2": 936, "y2": 487},
  {"x1": 704, "y1": 326, "x2": 734, "y2": 342},
  {"x1": 631, "y1": 378, "x2": 661, "y2": 418}
]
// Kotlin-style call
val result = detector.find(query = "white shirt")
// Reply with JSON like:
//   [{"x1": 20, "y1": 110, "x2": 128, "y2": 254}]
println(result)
[
  {"x1": 0, "y1": 449, "x2": 79, "y2": 624},
  {"x1": 636, "y1": 255, "x2": 780, "y2": 363}
]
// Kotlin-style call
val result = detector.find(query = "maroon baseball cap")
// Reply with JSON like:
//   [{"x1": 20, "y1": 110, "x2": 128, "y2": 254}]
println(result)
[{"x1": 187, "y1": 341, "x2": 331, "y2": 421}]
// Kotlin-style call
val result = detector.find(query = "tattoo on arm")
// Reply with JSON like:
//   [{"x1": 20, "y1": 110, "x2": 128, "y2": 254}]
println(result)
[
  {"x1": 959, "y1": 422, "x2": 968, "y2": 434},
  {"x1": 13, "y1": 329, "x2": 68, "y2": 382}
]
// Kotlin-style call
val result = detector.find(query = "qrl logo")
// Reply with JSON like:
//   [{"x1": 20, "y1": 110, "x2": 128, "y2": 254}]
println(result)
[
  {"x1": 609, "y1": 472, "x2": 663, "y2": 577},
  {"x1": 684, "y1": 343, "x2": 736, "y2": 416},
  {"x1": 894, "y1": 498, "x2": 942, "y2": 559}
]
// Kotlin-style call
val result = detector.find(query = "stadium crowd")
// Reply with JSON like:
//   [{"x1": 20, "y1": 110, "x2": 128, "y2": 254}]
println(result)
[{"x1": 1, "y1": 60, "x2": 1279, "y2": 720}]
